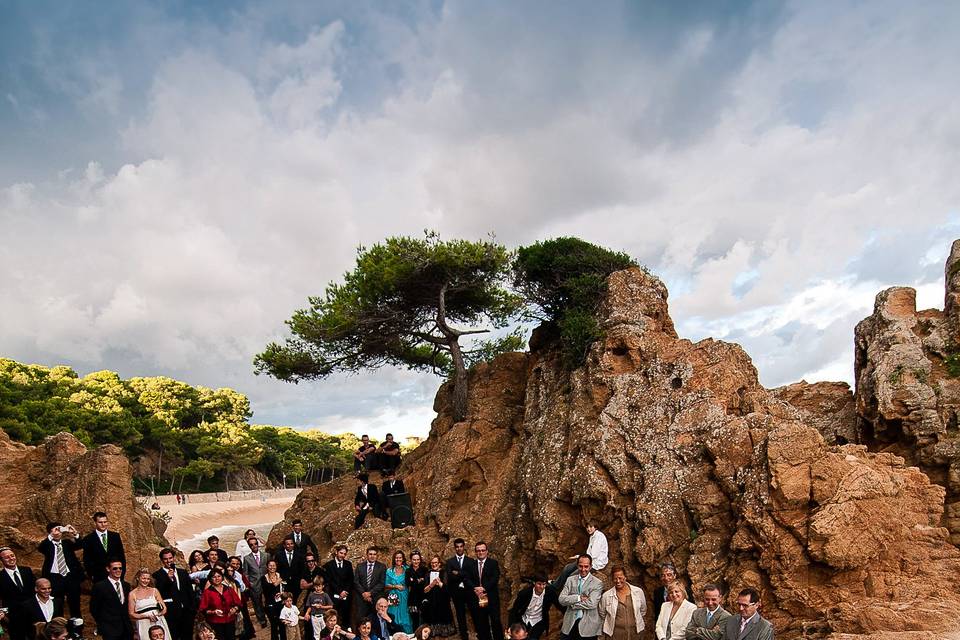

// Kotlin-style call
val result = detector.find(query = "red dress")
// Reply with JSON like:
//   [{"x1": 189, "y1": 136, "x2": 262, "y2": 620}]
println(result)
[{"x1": 199, "y1": 585, "x2": 242, "y2": 624}]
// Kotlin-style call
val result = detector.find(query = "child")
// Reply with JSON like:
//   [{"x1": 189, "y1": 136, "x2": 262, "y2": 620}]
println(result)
[
  {"x1": 279, "y1": 592, "x2": 301, "y2": 640},
  {"x1": 303, "y1": 576, "x2": 334, "y2": 637}
]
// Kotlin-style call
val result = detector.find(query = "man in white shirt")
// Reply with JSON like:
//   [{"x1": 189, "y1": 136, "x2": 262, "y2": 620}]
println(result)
[
  {"x1": 507, "y1": 574, "x2": 560, "y2": 640},
  {"x1": 0, "y1": 546, "x2": 36, "y2": 640},
  {"x1": 553, "y1": 523, "x2": 608, "y2": 592},
  {"x1": 25, "y1": 578, "x2": 62, "y2": 627}
]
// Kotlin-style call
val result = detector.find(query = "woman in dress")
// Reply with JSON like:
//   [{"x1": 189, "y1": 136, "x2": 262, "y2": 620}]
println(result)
[
  {"x1": 385, "y1": 550, "x2": 412, "y2": 633},
  {"x1": 420, "y1": 556, "x2": 456, "y2": 638},
  {"x1": 128, "y1": 568, "x2": 171, "y2": 640},
  {"x1": 654, "y1": 581, "x2": 696, "y2": 640},
  {"x1": 189, "y1": 551, "x2": 208, "y2": 573},
  {"x1": 198, "y1": 569, "x2": 243, "y2": 640},
  {"x1": 261, "y1": 560, "x2": 285, "y2": 640},
  {"x1": 599, "y1": 567, "x2": 647, "y2": 640},
  {"x1": 406, "y1": 552, "x2": 428, "y2": 631}
]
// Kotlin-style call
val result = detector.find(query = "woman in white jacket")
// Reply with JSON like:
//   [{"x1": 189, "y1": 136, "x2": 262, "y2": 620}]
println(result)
[
  {"x1": 654, "y1": 581, "x2": 696, "y2": 640},
  {"x1": 598, "y1": 567, "x2": 646, "y2": 640}
]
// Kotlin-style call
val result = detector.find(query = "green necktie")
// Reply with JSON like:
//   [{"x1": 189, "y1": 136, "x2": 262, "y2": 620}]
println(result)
[{"x1": 101, "y1": 532, "x2": 108, "y2": 551}]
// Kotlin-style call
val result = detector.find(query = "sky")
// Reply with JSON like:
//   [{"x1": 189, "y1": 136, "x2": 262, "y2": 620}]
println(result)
[{"x1": 2, "y1": 1, "x2": 959, "y2": 440}]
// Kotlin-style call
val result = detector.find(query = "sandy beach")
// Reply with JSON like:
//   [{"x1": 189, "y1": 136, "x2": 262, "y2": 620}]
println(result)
[{"x1": 165, "y1": 496, "x2": 295, "y2": 549}]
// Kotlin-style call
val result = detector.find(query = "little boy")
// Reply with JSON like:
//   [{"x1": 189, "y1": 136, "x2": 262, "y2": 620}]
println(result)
[{"x1": 279, "y1": 592, "x2": 301, "y2": 640}]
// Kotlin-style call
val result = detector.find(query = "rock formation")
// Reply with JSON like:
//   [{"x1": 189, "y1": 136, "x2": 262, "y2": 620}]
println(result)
[
  {"x1": 274, "y1": 254, "x2": 960, "y2": 640},
  {"x1": 0, "y1": 429, "x2": 170, "y2": 572}
]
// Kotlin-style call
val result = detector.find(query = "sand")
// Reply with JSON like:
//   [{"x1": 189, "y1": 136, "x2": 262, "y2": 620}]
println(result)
[{"x1": 164, "y1": 496, "x2": 294, "y2": 547}]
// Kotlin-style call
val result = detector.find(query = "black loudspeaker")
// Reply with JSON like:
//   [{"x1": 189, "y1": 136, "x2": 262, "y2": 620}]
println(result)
[{"x1": 388, "y1": 492, "x2": 414, "y2": 528}]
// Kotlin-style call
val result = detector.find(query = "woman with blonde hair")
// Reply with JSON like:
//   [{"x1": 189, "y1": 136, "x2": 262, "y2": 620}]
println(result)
[
  {"x1": 129, "y1": 568, "x2": 171, "y2": 640},
  {"x1": 654, "y1": 581, "x2": 696, "y2": 640}
]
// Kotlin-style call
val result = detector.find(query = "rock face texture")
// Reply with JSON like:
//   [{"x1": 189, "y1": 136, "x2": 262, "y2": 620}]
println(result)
[
  {"x1": 277, "y1": 261, "x2": 960, "y2": 640},
  {"x1": 854, "y1": 240, "x2": 960, "y2": 545},
  {"x1": 0, "y1": 429, "x2": 170, "y2": 572}
]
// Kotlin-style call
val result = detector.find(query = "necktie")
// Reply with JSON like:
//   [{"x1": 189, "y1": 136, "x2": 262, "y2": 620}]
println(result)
[
  {"x1": 740, "y1": 617, "x2": 748, "y2": 636},
  {"x1": 337, "y1": 561, "x2": 342, "y2": 570},
  {"x1": 478, "y1": 560, "x2": 484, "y2": 582},
  {"x1": 115, "y1": 581, "x2": 123, "y2": 603},
  {"x1": 296, "y1": 534, "x2": 300, "y2": 545},
  {"x1": 575, "y1": 577, "x2": 584, "y2": 620},
  {"x1": 706, "y1": 610, "x2": 713, "y2": 626},
  {"x1": 287, "y1": 552, "x2": 293, "y2": 565},
  {"x1": 13, "y1": 571, "x2": 23, "y2": 589},
  {"x1": 254, "y1": 553, "x2": 260, "y2": 566},
  {"x1": 101, "y1": 532, "x2": 108, "y2": 551},
  {"x1": 171, "y1": 569, "x2": 180, "y2": 591},
  {"x1": 367, "y1": 562, "x2": 373, "y2": 585},
  {"x1": 55, "y1": 542, "x2": 69, "y2": 575},
  {"x1": 457, "y1": 556, "x2": 463, "y2": 569}
]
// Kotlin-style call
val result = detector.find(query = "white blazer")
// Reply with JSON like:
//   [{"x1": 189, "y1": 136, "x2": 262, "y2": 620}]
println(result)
[
  {"x1": 599, "y1": 585, "x2": 647, "y2": 637},
  {"x1": 655, "y1": 599, "x2": 696, "y2": 640}
]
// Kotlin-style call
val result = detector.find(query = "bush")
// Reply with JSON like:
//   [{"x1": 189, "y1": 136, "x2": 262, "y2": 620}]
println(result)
[{"x1": 514, "y1": 237, "x2": 637, "y2": 367}]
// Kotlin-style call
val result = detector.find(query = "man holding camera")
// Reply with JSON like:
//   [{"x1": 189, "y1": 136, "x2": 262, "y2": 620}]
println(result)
[{"x1": 37, "y1": 523, "x2": 83, "y2": 619}]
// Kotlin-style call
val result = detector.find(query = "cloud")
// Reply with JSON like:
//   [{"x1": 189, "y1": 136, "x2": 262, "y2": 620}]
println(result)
[{"x1": 1, "y1": 0, "x2": 959, "y2": 436}]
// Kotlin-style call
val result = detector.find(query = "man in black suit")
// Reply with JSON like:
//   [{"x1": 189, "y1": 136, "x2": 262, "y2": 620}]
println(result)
[
  {"x1": 37, "y1": 522, "x2": 83, "y2": 618},
  {"x1": 445, "y1": 539, "x2": 476, "y2": 640},
  {"x1": 288, "y1": 520, "x2": 319, "y2": 560},
  {"x1": 352, "y1": 547, "x2": 386, "y2": 623},
  {"x1": 0, "y1": 546, "x2": 37, "y2": 640},
  {"x1": 152, "y1": 548, "x2": 195, "y2": 640},
  {"x1": 89, "y1": 560, "x2": 133, "y2": 640},
  {"x1": 322, "y1": 545, "x2": 352, "y2": 628},
  {"x1": 507, "y1": 575, "x2": 561, "y2": 640},
  {"x1": 353, "y1": 474, "x2": 381, "y2": 529},
  {"x1": 21, "y1": 578, "x2": 63, "y2": 629},
  {"x1": 379, "y1": 470, "x2": 406, "y2": 519},
  {"x1": 81, "y1": 512, "x2": 126, "y2": 582},
  {"x1": 463, "y1": 541, "x2": 502, "y2": 640},
  {"x1": 275, "y1": 538, "x2": 305, "y2": 604},
  {"x1": 651, "y1": 562, "x2": 693, "y2": 623}
]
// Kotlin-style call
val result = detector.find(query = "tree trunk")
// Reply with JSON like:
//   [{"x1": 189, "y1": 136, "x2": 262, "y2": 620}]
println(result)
[
  {"x1": 224, "y1": 470, "x2": 231, "y2": 492},
  {"x1": 448, "y1": 337, "x2": 468, "y2": 422}
]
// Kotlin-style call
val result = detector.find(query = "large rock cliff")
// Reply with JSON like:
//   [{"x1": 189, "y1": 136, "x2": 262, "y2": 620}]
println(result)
[
  {"x1": 275, "y1": 260, "x2": 960, "y2": 640},
  {"x1": 0, "y1": 429, "x2": 170, "y2": 572}
]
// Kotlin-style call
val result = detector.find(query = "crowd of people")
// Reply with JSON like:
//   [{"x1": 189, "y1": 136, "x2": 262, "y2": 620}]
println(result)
[{"x1": 0, "y1": 436, "x2": 772, "y2": 640}]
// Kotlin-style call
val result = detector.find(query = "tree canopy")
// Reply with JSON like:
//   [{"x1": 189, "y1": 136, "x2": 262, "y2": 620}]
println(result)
[
  {"x1": 513, "y1": 237, "x2": 637, "y2": 367},
  {"x1": 0, "y1": 358, "x2": 357, "y2": 492},
  {"x1": 255, "y1": 232, "x2": 524, "y2": 420}
]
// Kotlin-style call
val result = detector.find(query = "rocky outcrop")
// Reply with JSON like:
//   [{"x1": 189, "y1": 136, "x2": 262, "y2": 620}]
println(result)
[
  {"x1": 854, "y1": 240, "x2": 960, "y2": 545},
  {"x1": 0, "y1": 429, "x2": 170, "y2": 572},
  {"x1": 276, "y1": 265, "x2": 960, "y2": 640}
]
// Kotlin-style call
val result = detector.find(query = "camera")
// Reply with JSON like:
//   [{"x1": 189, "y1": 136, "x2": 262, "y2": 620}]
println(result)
[{"x1": 66, "y1": 617, "x2": 84, "y2": 640}]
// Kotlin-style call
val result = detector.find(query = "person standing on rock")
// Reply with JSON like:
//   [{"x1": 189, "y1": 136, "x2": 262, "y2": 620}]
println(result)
[
  {"x1": 443, "y1": 539, "x2": 474, "y2": 640},
  {"x1": 558, "y1": 555, "x2": 602, "y2": 640},
  {"x1": 153, "y1": 548, "x2": 196, "y2": 640},
  {"x1": 288, "y1": 521, "x2": 319, "y2": 561},
  {"x1": 462, "y1": 541, "x2": 501, "y2": 640},
  {"x1": 82, "y1": 512, "x2": 126, "y2": 583},
  {"x1": 275, "y1": 539, "x2": 306, "y2": 606},
  {"x1": 683, "y1": 584, "x2": 730, "y2": 640},
  {"x1": 322, "y1": 545, "x2": 352, "y2": 629},
  {"x1": 37, "y1": 523, "x2": 83, "y2": 618},
  {"x1": 353, "y1": 547, "x2": 386, "y2": 623},
  {"x1": 720, "y1": 589, "x2": 772, "y2": 640},
  {"x1": 0, "y1": 546, "x2": 38, "y2": 640}
]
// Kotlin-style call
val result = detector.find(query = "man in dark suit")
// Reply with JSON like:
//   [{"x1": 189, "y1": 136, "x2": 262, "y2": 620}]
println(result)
[
  {"x1": 288, "y1": 520, "x2": 319, "y2": 560},
  {"x1": 463, "y1": 541, "x2": 502, "y2": 640},
  {"x1": 37, "y1": 522, "x2": 83, "y2": 618},
  {"x1": 379, "y1": 470, "x2": 406, "y2": 518},
  {"x1": 275, "y1": 538, "x2": 305, "y2": 604},
  {"x1": 89, "y1": 560, "x2": 133, "y2": 640},
  {"x1": 721, "y1": 588, "x2": 774, "y2": 640},
  {"x1": 152, "y1": 548, "x2": 195, "y2": 640},
  {"x1": 81, "y1": 512, "x2": 126, "y2": 582},
  {"x1": 353, "y1": 474, "x2": 381, "y2": 529},
  {"x1": 651, "y1": 563, "x2": 693, "y2": 622},
  {"x1": 352, "y1": 547, "x2": 386, "y2": 623},
  {"x1": 445, "y1": 538, "x2": 476, "y2": 640},
  {"x1": 322, "y1": 545, "x2": 352, "y2": 628},
  {"x1": 242, "y1": 538, "x2": 271, "y2": 628},
  {"x1": 21, "y1": 578, "x2": 63, "y2": 630},
  {"x1": 0, "y1": 546, "x2": 37, "y2": 640},
  {"x1": 507, "y1": 575, "x2": 561, "y2": 640}
]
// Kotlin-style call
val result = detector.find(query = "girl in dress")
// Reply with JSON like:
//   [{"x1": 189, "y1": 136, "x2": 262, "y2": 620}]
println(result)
[
  {"x1": 385, "y1": 551, "x2": 412, "y2": 633},
  {"x1": 128, "y1": 568, "x2": 171, "y2": 640}
]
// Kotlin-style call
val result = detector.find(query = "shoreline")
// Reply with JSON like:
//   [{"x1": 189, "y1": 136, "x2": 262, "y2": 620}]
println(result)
[{"x1": 164, "y1": 496, "x2": 294, "y2": 547}]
